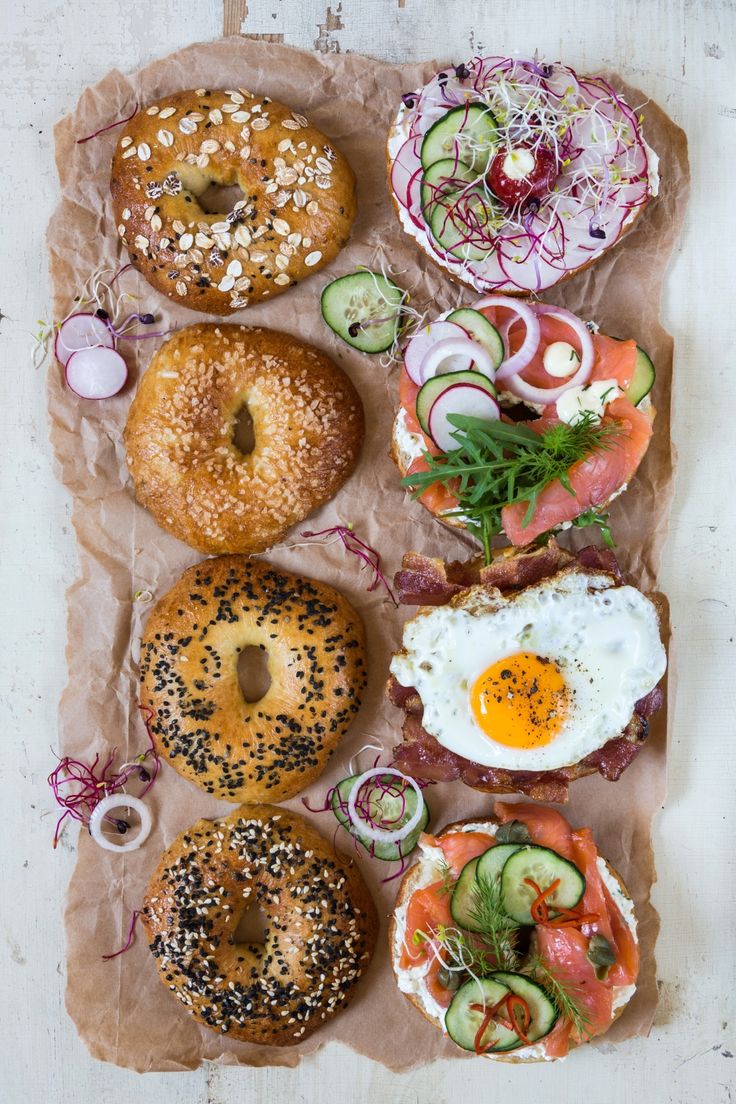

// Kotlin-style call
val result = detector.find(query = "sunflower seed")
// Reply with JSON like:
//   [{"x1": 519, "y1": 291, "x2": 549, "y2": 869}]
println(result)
[
  {"x1": 159, "y1": 106, "x2": 177, "y2": 119},
  {"x1": 157, "y1": 129, "x2": 174, "y2": 147}
]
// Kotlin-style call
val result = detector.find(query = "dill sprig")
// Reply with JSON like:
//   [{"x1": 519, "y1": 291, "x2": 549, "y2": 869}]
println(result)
[
  {"x1": 435, "y1": 858, "x2": 457, "y2": 898},
  {"x1": 466, "y1": 871, "x2": 521, "y2": 971},
  {"x1": 401, "y1": 412, "x2": 621, "y2": 563},
  {"x1": 526, "y1": 953, "x2": 594, "y2": 1040}
]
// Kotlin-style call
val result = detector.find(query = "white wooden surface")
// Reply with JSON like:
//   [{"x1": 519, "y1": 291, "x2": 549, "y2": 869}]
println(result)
[{"x1": 1, "y1": 1, "x2": 734, "y2": 1102}]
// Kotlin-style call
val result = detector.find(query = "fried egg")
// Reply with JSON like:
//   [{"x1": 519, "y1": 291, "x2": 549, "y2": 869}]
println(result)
[{"x1": 389, "y1": 569, "x2": 666, "y2": 771}]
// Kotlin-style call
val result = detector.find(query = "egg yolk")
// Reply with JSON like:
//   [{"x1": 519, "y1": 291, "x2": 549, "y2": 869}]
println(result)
[{"x1": 469, "y1": 651, "x2": 569, "y2": 749}]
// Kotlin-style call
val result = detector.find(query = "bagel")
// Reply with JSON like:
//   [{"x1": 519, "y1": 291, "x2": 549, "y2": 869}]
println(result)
[
  {"x1": 139, "y1": 555, "x2": 367, "y2": 802},
  {"x1": 387, "y1": 58, "x2": 658, "y2": 297},
  {"x1": 388, "y1": 813, "x2": 639, "y2": 1062},
  {"x1": 142, "y1": 804, "x2": 378, "y2": 1045},
  {"x1": 111, "y1": 88, "x2": 356, "y2": 314},
  {"x1": 124, "y1": 323, "x2": 364, "y2": 555}
]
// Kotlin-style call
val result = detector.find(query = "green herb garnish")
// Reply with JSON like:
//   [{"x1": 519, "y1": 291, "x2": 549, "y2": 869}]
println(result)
[
  {"x1": 401, "y1": 412, "x2": 621, "y2": 563},
  {"x1": 571, "y1": 508, "x2": 615, "y2": 548},
  {"x1": 466, "y1": 872, "x2": 520, "y2": 972},
  {"x1": 527, "y1": 953, "x2": 594, "y2": 1039}
]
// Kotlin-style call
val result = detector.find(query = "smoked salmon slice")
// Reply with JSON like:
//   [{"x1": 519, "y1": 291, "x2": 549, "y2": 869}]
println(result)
[{"x1": 501, "y1": 395, "x2": 653, "y2": 545}]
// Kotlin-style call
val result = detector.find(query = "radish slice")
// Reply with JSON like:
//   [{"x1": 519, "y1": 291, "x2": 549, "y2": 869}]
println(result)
[
  {"x1": 472, "y1": 296, "x2": 541, "y2": 381},
  {"x1": 403, "y1": 321, "x2": 469, "y2": 384},
  {"x1": 55, "y1": 312, "x2": 116, "y2": 367},
  {"x1": 65, "y1": 346, "x2": 128, "y2": 399},
  {"x1": 419, "y1": 336, "x2": 497, "y2": 384},
  {"x1": 390, "y1": 135, "x2": 424, "y2": 211},
  {"x1": 504, "y1": 304, "x2": 594, "y2": 405},
  {"x1": 428, "y1": 382, "x2": 500, "y2": 451}
]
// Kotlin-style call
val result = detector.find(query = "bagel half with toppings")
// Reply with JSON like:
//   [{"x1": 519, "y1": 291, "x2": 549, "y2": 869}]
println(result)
[
  {"x1": 388, "y1": 57, "x2": 658, "y2": 296},
  {"x1": 111, "y1": 88, "x2": 356, "y2": 314},
  {"x1": 388, "y1": 541, "x2": 666, "y2": 803},
  {"x1": 393, "y1": 297, "x2": 655, "y2": 549},
  {"x1": 143, "y1": 804, "x2": 378, "y2": 1044},
  {"x1": 124, "y1": 324, "x2": 364, "y2": 555},
  {"x1": 389, "y1": 803, "x2": 639, "y2": 1061},
  {"x1": 140, "y1": 555, "x2": 367, "y2": 802}
]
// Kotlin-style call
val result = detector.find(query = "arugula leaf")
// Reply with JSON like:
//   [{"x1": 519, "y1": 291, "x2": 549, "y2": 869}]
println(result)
[{"x1": 401, "y1": 411, "x2": 621, "y2": 563}]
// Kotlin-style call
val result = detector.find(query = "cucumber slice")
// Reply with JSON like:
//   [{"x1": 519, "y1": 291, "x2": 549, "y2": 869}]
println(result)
[
  {"x1": 627, "y1": 346, "x2": 655, "y2": 405},
  {"x1": 320, "y1": 272, "x2": 405, "y2": 354},
  {"x1": 447, "y1": 308, "x2": 504, "y2": 369},
  {"x1": 500, "y1": 845, "x2": 586, "y2": 925},
  {"x1": 421, "y1": 104, "x2": 498, "y2": 172},
  {"x1": 428, "y1": 191, "x2": 497, "y2": 262},
  {"x1": 489, "y1": 971, "x2": 558, "y2": 1043},
  {"x1": 476, "y1": 842, "x2": 524, "y2": 884},
  {"x1": 445, "y1": 977, "x2": 519, "y2": 1053},
  {"x1": 416, "y1": 369, "x2": 497, "y2": 436},
  {"x1": 420, "y1": 159, "x2": 475, "y2": 219},
  {"x1": 450, "y1": 856, "x2": 483, "y2": 932},
  {"x1": 329, "y1": 774, "x2": 430, "y2": 861}
]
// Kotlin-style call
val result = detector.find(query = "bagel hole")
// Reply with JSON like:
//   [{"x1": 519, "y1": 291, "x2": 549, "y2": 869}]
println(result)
[
  {"x1": 198, "y1": 182, "x2": 247, "y2": 215},
  {"x1": 237, "y1": 644, "x2": 271, "y2": 703},
  {"x1": 232, "y1": 902, "x2": 268, "y2": 947},
  {"x1": 232, "y1": 403, "x2": 256, "y2": 456}
]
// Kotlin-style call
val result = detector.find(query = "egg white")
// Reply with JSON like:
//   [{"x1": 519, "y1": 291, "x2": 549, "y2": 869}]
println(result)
[{"x1": 389, "y1": 569, "x2": 666, "y2": 771}]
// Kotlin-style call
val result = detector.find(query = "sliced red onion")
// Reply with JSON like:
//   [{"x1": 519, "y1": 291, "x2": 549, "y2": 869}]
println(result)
[
  {"x1": 347, "y1": 768, "x2": 424, "y2": 844},
  {"x1": 473, "y1": 296, "x2": 541, "y2": 381},
  {"x1": 428, "y1": 383, "x2": 500, "y2": 451},
  {"x1": 89, "y1": 794, "x2": 152, "y2": 853},
  {"x1": 419, "y1": 336, "x2": 497, "y2": 384},
  {"x1": 403, "y1": 321, "x2": 469, "y2": 384},
  {"x1": 65, "y1": 346, "x2": 128, "y2": 399},
  {"x1": 504, "y1": 303, "x2": 594, "y2": 405},
  {"x1": 55, "y1": 312, "x2": 116, "y2": 367}
]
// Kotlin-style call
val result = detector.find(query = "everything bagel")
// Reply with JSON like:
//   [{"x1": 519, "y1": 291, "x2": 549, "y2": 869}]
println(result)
[
  {"x1": 142, "y1": 805, "x2": 378, "y2": 1044},
  {"x1": 111, "y1": 88, "x2": 356, "y2": 314},
  {"x1": 124, "y1": 324, "x2": 364, "y2": 555},
  {"x1": 140, "y1": 555, "x2": 367, "y2": 803}
]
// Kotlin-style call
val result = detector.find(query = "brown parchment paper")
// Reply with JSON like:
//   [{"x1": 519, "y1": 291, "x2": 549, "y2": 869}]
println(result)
[{"x1": 48, "y1": 38, "x2": 689, "y2": 1072}]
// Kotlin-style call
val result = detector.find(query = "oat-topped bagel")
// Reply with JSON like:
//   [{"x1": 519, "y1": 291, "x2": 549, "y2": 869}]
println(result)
[
  {"x1": 111, "y1": 87, "x2": 356, "y2": 314},
  {"x1": 140, "y1": 555, "x2": 367, "y2": 802},
  {"x1": 124, "y1": 324, "x2": 364, "y2": 554},
  {"x1": 142, "y1": 804, "x2": 378, "y2": 1044}
]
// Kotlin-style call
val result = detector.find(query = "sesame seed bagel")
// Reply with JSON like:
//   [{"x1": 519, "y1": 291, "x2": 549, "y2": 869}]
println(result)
[
  {"x1": 140, "y1": 555, "x2": 367, "y2": 802},
  {"x1": 142, "y1": 804, "x2": 378, "y2": 1045},
  {"x1": 124, "y1": 324, "x2": 364, "y2": 555},
  {"x1": 111, "y1": 88, "x2": 356, "y2": 314}
]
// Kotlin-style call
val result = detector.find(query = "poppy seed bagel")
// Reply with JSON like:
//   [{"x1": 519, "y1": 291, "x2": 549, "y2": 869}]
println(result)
[{"x1": 139, "y1": 555, "x2": 367, "y2": 802}]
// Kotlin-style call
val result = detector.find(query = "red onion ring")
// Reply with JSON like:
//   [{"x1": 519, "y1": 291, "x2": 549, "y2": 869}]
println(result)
[
  {"x1": 89, "y1": 794, "x2": 152, "y2": 853},
  {"x1": 346, "y1": 768, "x2": 424, "y2": 844},
  {"x1": 473, "y1": 296, "x2": 541, "y2": 381},
  {"x1": 419, "y1": 336, "x2": 497, "y2": 384},
  {"x1": 504, "y1": 304, "x2": 594, "y2": 405}
]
